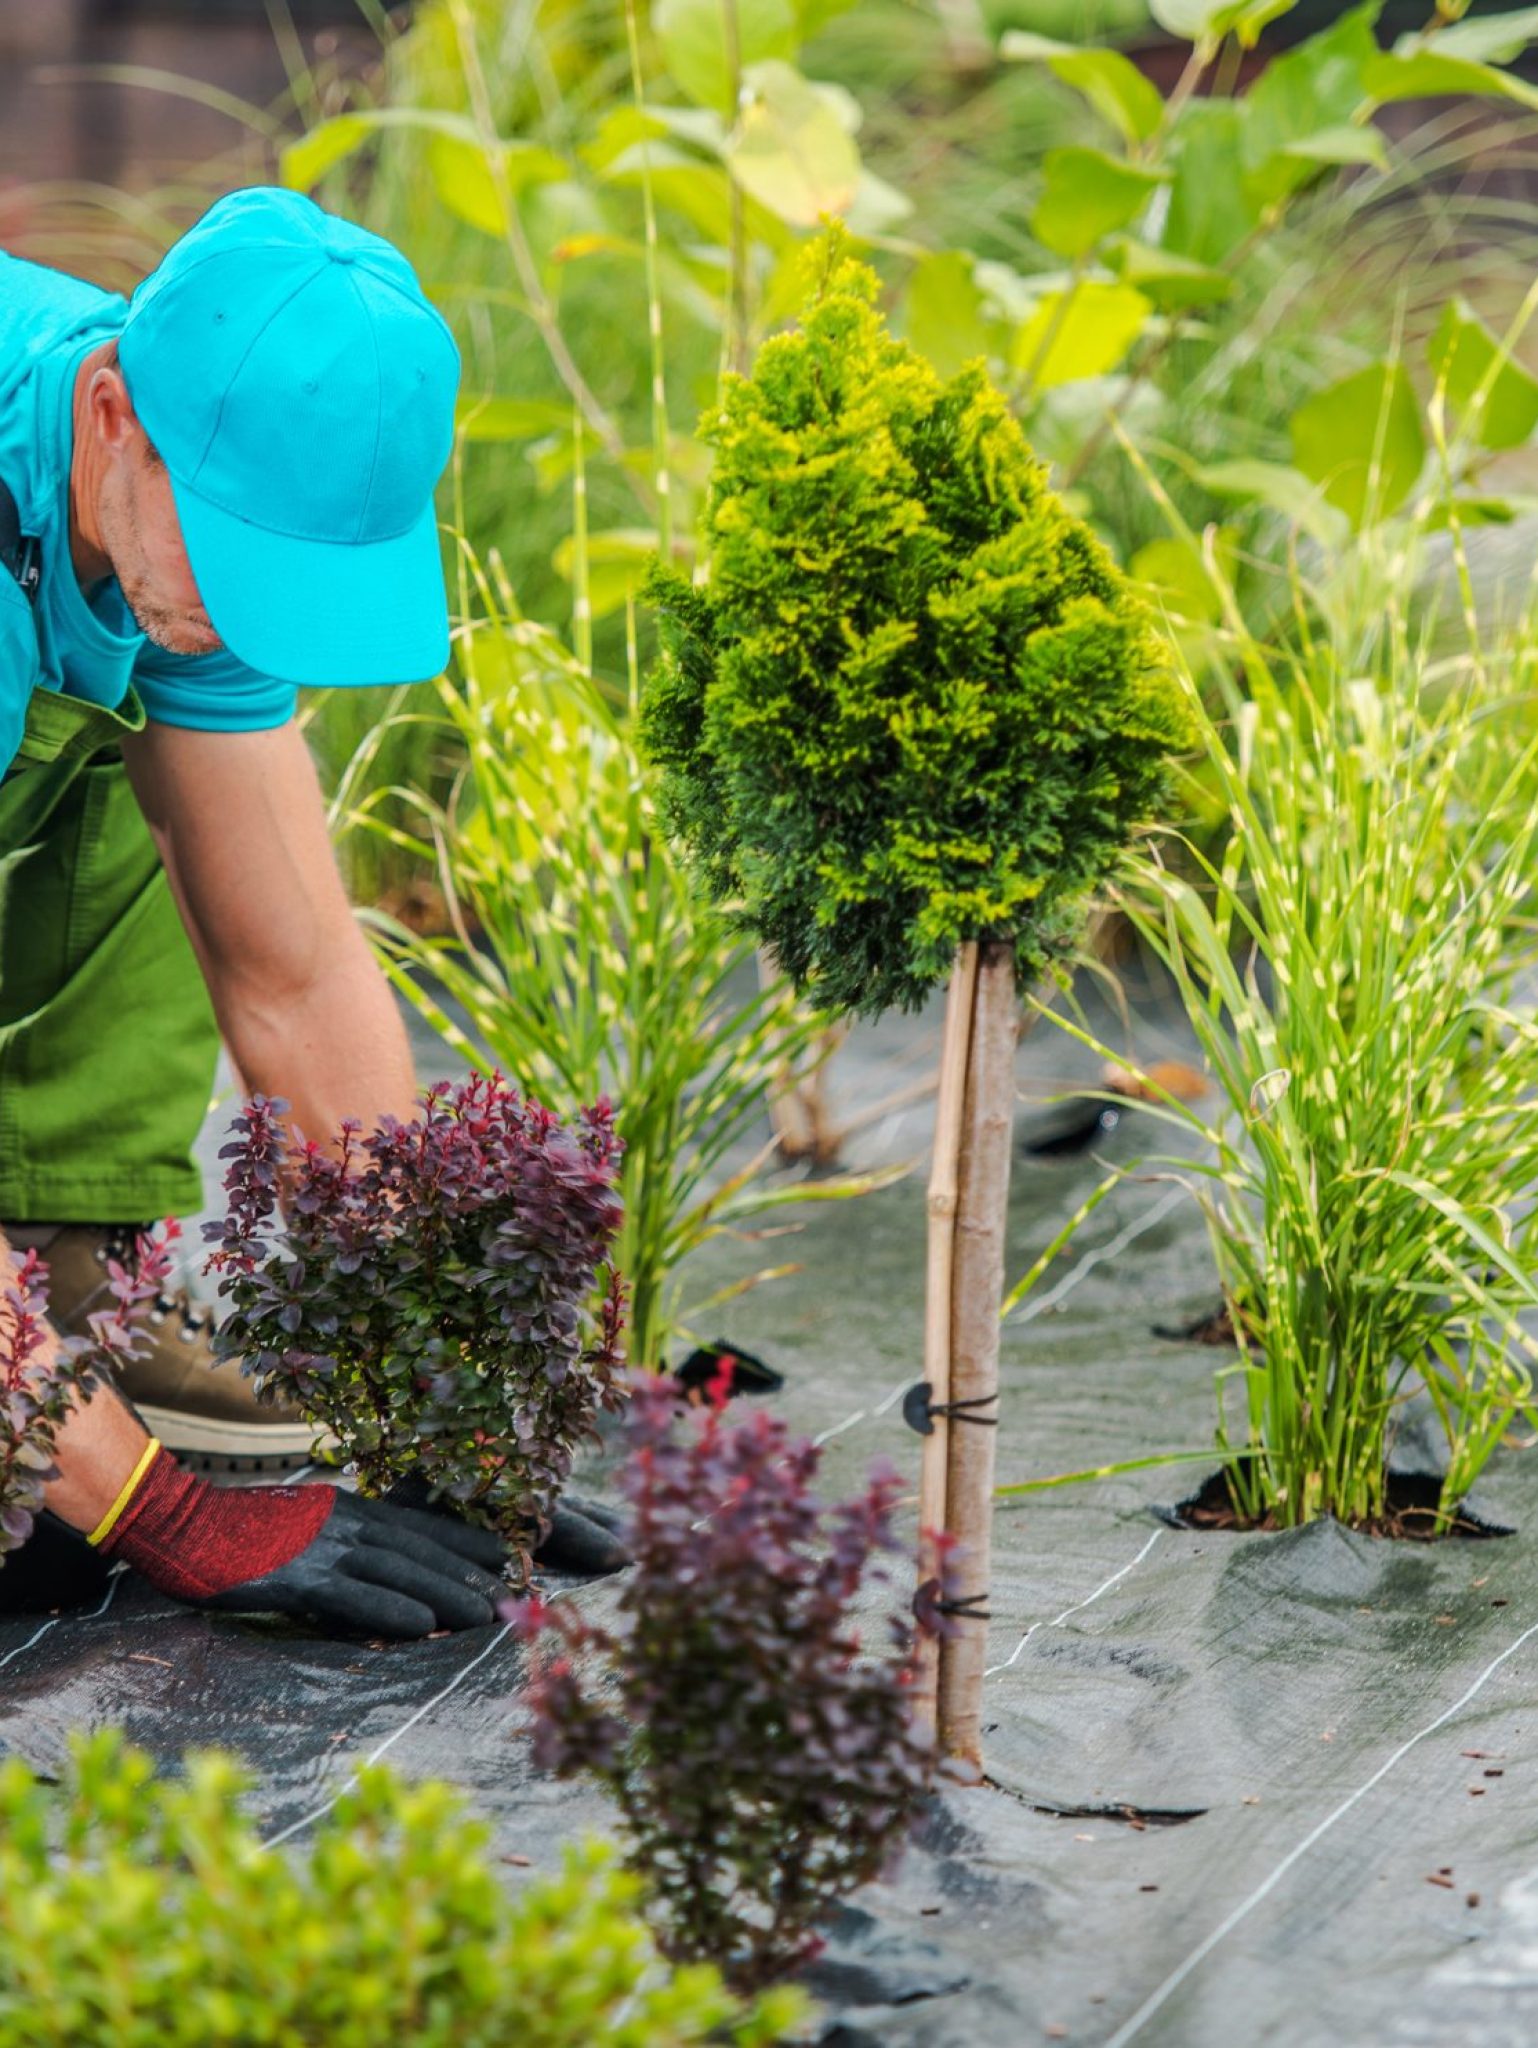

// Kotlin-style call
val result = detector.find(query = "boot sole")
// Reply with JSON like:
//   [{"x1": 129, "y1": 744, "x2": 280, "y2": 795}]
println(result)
[{"x1": 133, "y1": 1403, "x2": 332, "y2": 1476}]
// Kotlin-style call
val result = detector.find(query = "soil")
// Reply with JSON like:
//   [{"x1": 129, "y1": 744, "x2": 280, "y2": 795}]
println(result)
[{"x1": 1174, "y1": 1466, "x2": 1515, "y2": 1543}]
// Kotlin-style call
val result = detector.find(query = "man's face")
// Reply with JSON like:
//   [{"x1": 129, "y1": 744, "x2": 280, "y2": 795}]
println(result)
[{"x1": 95, "y1": 434, "x2": 224, "y2": 659}]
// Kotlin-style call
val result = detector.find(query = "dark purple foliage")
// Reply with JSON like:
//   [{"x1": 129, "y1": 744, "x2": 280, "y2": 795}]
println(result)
[
  {"x1": 0, "y1": 1225, "x2": 179, "y2": 1560},
  {"x1": 516, "y1": 1369, "x2": 948, "y2": 1991},
  {"x1": 204, "y1": 1075, "x2": 627, "y2": 1564}
]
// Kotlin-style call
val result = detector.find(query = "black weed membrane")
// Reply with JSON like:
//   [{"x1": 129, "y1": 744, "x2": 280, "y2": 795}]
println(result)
[{"x1": 5, "y1": 997, "x2": 1538, "y2": 2047}]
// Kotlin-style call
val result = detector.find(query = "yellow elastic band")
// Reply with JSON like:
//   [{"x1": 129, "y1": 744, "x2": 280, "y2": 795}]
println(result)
[{"x1": 86, "y1": 1438, "x2": 163, "y2": 1549}]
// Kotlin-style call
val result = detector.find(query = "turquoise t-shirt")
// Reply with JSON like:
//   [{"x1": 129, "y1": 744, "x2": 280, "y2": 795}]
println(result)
[{"x1": 0, "y1": 250, "x2": 298, "y2": 771}]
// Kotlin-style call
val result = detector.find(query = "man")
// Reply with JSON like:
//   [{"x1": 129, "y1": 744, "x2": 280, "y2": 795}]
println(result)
[{"x1": 0, "y1": 186, "x2": 620, "y2": 1638}]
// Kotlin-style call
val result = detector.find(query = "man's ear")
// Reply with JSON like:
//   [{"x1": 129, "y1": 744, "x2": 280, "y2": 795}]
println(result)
[{"x1": 84, "y1": 362, "x2": 142, "y2": 458}]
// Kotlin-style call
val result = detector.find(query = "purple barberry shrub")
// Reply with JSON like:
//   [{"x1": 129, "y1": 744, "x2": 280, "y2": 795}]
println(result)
[
  {"x1": 0, "y1": 1224, "x2": 179, "y2": 1560},
  {"x1": 205, "y1": 1075, "x2": 627, "y2": 1563},
  {"x1": 517, "y1": 1369, "x2": 946, "y2": 1990}
]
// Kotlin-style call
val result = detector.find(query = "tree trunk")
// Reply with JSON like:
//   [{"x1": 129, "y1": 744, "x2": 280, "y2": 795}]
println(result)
[
  {"x1": 936, "y1": 938, "x2": 1018, "y2": 1769},
  {"x1": 912, "y1": 941, "x2": 980, "y2": 1742}
]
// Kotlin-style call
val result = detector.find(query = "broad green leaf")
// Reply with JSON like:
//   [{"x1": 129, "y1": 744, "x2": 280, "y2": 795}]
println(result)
[
  {"x1": 426, "y1": 132, "x2": 567, "y2": 237},
  {"x1": 1412, "y1": 5, "x2": 1538, "y2": 64},
  {"x1": 1428, "y1": 296, "x2": 1538, "y2": 451},
  {"x1": 455, "y1": 396, "x2": 574, "y2": 442},
  {"x1": 1164, "y1": 100, "x2": 1260, "y2": 265},
  {"x1": 1248, "y1": 125, "x2": 1387, "y2": 209},
  {"x1": 1031, "y1": 147, "x2": 1167, "y2": 259},
  {"x1": 1194, "y1": 457, "x2": 1349, "y2": 544},
  {"x1": 725, "y1": 61, "x2": 860, "y2": 227},
  {"x1": 1012, "y1": 281, "x2": 1151, "y2": 391},
  {"x1": 552, "y1": 528, "x2": 659, "y2": 619},
  {"x1": 845, "y1": 169, "x2": 914, "y2": 235},
  {"x1": 1151, "y1": 0, "x2": 1298, "y2": 50},
  {"x1": 904, "y1": 250, "x2": 996, "y2": 376},
  {"x1": 796, "y1": 0, "x2": 860, "y2": 34},
  {"x1": 582, "y1": 103, "x2": 725, "y2": 173},
  {"x1": 653, "y1": 0, "x2": 797, "y2": 116},
  {"x1": 280, "y1": 107, "x2": 493, "y2": 190},
  {"x1": 998, "y1": 32, "x2": 1163, "y2": 144},
  {"x1": 1132, "y1": 532, "x2": 1235, "y2": 623},
  {"x1": 1289, "y1": 362, "x2": 1425, "y2": 526},
  {"x1": 1106, "y1": 237, "x2": 1233, "y2": 309},
  {"x1": 1424, "y1": 495, "x2": 1518, "y2": 530},
  {"x1": 1364, "y1": 46, "x2": 1538, "y2": 112},
  {"x1": 1241, "y1": 1, "x2": 1378, "y2": 166}
]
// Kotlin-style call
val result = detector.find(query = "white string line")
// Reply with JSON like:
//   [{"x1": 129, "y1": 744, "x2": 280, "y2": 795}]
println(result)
[
  {"x1": 984, "y1": 1528, "x2": 1165, "y2": 1679},
  {"x1": 1008, "y1": 1185, "x2": 1186, "y2": 1326},
  {"x1": 1101, "y1": 1616, "x2": 1538, "y2": 2048},
  {"x1": 261, "y1": 1619, "x2": 516, "y2": 1851},
  {"x1": 0, "y1": 1571, "x2": 120, "y2": 1676}
]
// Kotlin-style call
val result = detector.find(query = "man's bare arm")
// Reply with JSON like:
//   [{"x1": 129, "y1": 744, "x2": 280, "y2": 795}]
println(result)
[{"x1": 119, "y1": 719, "x2": 418, "y2": 1144}]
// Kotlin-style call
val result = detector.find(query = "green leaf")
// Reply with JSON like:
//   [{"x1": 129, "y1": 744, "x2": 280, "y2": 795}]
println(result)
[
  {"x1": 426, "y1": 132, "x2": 568, "y2": 237},
  {"x1": 1150, "y1": 0, "x2": 1298, "y2": 50},
  {"x1": 1031, "y1": 147, "x2": 1167, "y2": 259},
  {"x1": 1194, "y1": 457, "x2": 1350, "y2": 544},
  {"x1": 552, "y1": 528, "x2": 660, "y2": 619},
  {"x1": 653, "y1": 0, "x2": 797, "y2": 116},
  {"x1": 280, "y1": 107, "x2": 511, "y2": 190},
  {"x1": 1164, "y1": 99, "x2": 1260, "y2": 265},
  {"x1": 1105, "y1": 237, "x2": 1233, "y2": 309},
  {"x1": 904, "y1": 250, "x2": 997, "y2": 376},
  {"x1": 1289, "y1": 361, "x2": 1425, "y2": 526},
  {"x1": 1241, "y1": 1, "x2": 1379, "y2": 167},
  {"x1": 1012, "y1": 281, "x2": 1151, "y2": 390},
  {"x1": 1364, "y1": 45, "x2": 1538, "y2": 113},
  {"x1": 1424, "y1": 495, "x2": 1518, "y2": 530},
  {"x1": 1131, "y1": 531, "x2": 1235, "y2": 623},
  {"x1": 1428, "y1": 296, "x2": 1538, "y2": 451},
  {"x1": 997, "y1": 32, "x2": 1163, "y2": 145},
  {"x1": 1414, "y1": 5, "x2": 1538, "y2": 65},
  {"x1": 455, "y1": 396, "x2": 575, "y2": 442},
  {"x1": 725, "y1": 62, "x2": 860, "y2": 227}
]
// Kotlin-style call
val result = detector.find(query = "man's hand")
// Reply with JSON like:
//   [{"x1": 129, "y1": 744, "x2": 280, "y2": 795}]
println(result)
[{"x1": 92, "y1": 1441, "x2": 509, "y2": 1638}]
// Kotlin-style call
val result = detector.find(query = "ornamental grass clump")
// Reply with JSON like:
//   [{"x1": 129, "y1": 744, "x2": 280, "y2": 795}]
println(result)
[
  {"x1": 207, "y1": 1074, "x2": 626, "y2": 1558},
  {"x1": 0, "y1": 1226, "x2": 176, "y2": 1561},
  {"x1": 519, "y1": 1370, "x2": 946, "y2": 1992},
  {"x1": 1051, "y1": 540, "x2": 1538, "y2": 1533},
  {"x1": 0, "y1": 1730, "x2": 804, "y2": 2047}
]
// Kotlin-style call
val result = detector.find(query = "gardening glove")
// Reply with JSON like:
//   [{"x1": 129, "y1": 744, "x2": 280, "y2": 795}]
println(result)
[
  {"x1": 534, "y1": 1493, "x2": 631, "y2": 1575},
  {"x1": 384, "y1": 1472, "x2": 631, "y2": 1578},
  {"x1": 90, "y1": 1441, "x2": 510, "y2": 1639}
]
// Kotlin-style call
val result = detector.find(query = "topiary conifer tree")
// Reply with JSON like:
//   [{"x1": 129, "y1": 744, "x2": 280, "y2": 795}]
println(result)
[{"x1": 641, "y1": 232, "x2": 1188, "y2": 1764}]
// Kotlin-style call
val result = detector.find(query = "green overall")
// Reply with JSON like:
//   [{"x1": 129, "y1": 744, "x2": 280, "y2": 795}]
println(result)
[{"x1": 0, "y1": 685, "x2": 219, "y2": 1222}]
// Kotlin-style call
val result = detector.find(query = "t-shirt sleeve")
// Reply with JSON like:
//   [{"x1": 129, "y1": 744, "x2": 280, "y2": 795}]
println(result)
[{"x1": 130, "y1": 642, "x2": 298, "y2": 732}]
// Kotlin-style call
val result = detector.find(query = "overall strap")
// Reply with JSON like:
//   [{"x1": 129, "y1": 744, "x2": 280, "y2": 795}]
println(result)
[{"x1": 0, "y1": 479, "x2": 40, "y2": 606}]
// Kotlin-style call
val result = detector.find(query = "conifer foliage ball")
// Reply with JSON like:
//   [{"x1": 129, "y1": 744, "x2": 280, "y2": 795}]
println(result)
[{"x1": 642, "y1": 236, "x2": 1189, "y2": 1018}]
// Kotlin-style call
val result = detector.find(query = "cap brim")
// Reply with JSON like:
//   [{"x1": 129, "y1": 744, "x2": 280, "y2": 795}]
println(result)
[{"x1": 169, "y1": 475, "x2": 450, "y2": 688}]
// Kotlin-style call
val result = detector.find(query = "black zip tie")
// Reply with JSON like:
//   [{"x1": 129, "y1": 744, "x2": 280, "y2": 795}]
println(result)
[
  {"x1": 901, "y1": 1380, "x2": 1000, "y2": 1438},
  {"x1": 935, "y1": 1589, "x2": 992, "y2": 1622}
]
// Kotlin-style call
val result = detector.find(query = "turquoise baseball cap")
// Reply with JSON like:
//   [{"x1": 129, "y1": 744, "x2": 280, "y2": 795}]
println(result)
[{"x1": 117, "y1": 186, "x2": 461, "y2": 688}]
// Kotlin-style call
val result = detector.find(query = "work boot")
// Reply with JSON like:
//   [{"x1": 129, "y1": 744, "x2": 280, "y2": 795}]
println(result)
[{"x1": 3, "y1": 1223, "x2": 320, "y2": 1474}]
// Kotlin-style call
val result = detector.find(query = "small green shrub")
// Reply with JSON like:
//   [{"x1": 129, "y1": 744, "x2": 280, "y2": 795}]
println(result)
[
  {"x1": 642, "y1": 233, "x2": 1188, "y2": 1018},
  {"x1": 0, "y1": 1731, "x2": 806, "y2": 2048}
]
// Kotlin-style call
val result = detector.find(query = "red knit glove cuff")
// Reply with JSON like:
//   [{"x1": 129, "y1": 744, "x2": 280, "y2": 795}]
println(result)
[{"x1": 98, "y1": 1443, "x2": 335, "y2": 1603}]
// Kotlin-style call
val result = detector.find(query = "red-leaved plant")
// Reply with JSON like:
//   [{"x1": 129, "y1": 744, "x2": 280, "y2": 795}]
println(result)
[
  {"x1": 516, "y1": 1369, "x2": 950, "y2": 1991},
  {"x1": 0, "y1": 1225, "x2": 179, "y2": 1560},
  {"x1": 205, "y1": 1075, "x2": 627, "y2": 1563}
]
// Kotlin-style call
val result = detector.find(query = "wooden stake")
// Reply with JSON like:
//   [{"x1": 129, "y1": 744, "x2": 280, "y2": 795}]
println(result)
[
  {"x1": 937, "y1": 938, "x2": 1019, "y2": 1769},
  {"x1": 912, "y1": 941, "x2": 980, "y2": 1742}
]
